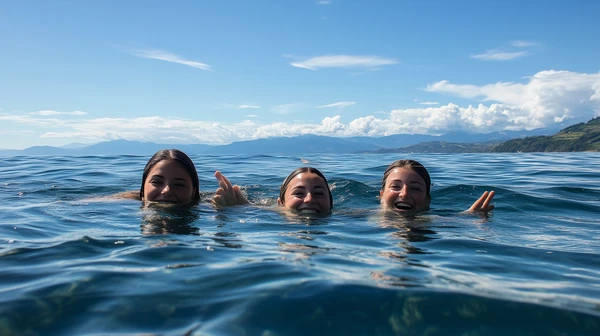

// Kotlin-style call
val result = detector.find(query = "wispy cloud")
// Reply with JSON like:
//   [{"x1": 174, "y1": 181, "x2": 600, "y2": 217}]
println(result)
[
  {"x1": 316, "y1": 101, "x2": 355, "y2": 108},
  {"x1": 511, "y1": 40, "x2": 539, "y2": 48},
  {"x1": 238, "y1": 105, "x2": 261, "y2": 109},
  {"x1": 246, "y1": 114, "x2": 258, "y2": 118},
  {"x1": 317, "y1": 1, "x2": 332, "y2": 4},
  {"x1": 419, "y1": 102, "x2": 439, "y2": 105},
  {"x1": 291, "y1": 55, "x2": 398, "y2": 70},
  {"x1": 0, "y1": 129, "x2": 34, "y2": 136},
  {"x1": 0, "y1": 114, "x2": 64, "y2": 126},
  {"x1": 471, "y1": 50, "x2": 529, "y2": 61},
  {"x1": 471, "y1": 40, "x2": 540, "y2": 61},
  {"x1": 29, "y1": 110, "x2": 87, "y2": 116},
  {"x1": 132, "y1": 49, "x2": 212, "y2": 71}
]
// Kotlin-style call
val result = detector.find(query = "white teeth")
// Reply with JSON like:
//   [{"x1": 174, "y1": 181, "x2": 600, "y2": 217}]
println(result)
[
  {"x1": 153, "y1": 200, "x2": 178, "y2": 204},
  {"x1": 394, "y1": 202, "x2": 413, "y2": 210}
]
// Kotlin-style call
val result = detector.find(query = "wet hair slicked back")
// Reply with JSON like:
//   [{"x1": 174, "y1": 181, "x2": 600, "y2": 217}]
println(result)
[
  {"x1": 381, "y1": 159, "x2": 431, "y2": 198},
  {"x1": 139, "y1": 149, "x2": 200, "y2": 201},
  {"x1": 279, "y1": 167, "x2": 333, "y2": 209}
]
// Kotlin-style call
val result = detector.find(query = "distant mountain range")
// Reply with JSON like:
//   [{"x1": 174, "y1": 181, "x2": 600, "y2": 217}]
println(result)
[
  {"x1": 361, "y1": 141, "x2": 499, "y2": 154},
  {"x1": 0, "y1": 126, "x2": 575, "y2": 156}
]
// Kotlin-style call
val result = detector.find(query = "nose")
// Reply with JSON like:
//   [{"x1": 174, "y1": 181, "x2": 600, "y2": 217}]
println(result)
[
  {"x1": 399, "y1": 186, "x2": 409, "y2": 198},
  {"x1": 161, "y1": 184, "x2": 172, "y2": 194},
  {"x1": 303, "y1": 192, "x2": 313, "y2": 202}
]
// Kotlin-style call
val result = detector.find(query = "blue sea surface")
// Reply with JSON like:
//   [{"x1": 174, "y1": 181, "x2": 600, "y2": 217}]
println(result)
[{"x1": 1, "y1": 153, "x2": 599, "y2": 335}]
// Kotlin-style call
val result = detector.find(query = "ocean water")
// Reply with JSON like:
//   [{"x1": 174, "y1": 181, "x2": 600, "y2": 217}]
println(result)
[{"x1": 0, "y1": 152, "x2": 599, "y2": 335}]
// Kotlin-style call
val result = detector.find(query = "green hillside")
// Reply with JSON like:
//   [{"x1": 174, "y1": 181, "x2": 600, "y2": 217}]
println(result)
[{"x1": 492, "y1": 117, "x2": 600, "y2": 152}]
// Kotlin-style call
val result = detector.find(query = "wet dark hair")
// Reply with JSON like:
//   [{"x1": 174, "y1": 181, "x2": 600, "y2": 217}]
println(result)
[
  {"x1": 279, "y1": 167, "x2": 333, "y2": 209},
  {"x1": 381, "y1": 159, "x2": 431, "y2": 198},
  {"x1": 139, "y1": 149, "x2": 200, "y2": 202}
]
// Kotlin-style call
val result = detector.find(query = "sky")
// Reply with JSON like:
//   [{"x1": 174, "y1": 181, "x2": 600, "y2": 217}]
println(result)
[{"x1": 1, "y1": 0, "x2": 599, "y2": 149}]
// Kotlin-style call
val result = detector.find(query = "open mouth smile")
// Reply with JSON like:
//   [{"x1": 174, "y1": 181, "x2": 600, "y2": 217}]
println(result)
[
  {"x1": 394, "y1": 202, "x2": 414, "y2": 211},
  {"x1": 296, "y1": 208, "x2": 319, "y2": 214}
]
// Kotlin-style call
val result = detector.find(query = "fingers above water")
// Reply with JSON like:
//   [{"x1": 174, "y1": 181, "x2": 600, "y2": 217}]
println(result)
[
  {"x1": 468, "y1": 190, "x2": 495, "y2": 214},
  {"x1": 212, "y1": 171, "x2": 250, "y2": 206}
]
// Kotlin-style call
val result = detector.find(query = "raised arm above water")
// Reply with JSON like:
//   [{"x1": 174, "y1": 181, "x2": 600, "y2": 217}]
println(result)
[
  {"x1": 466, "y1": 190, "x2": 495, "y2": 215},
  {"x1": 212, "y1": 171, "x2": 250, "y2": 207}
]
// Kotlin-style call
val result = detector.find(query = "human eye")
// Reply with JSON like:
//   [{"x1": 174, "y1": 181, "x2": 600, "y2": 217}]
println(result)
[{"x1": 149, "y1": 179, "x2": 162, "y2": 185}]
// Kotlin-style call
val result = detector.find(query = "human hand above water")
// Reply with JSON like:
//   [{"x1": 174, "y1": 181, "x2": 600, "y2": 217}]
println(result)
[
  {"x1": 212, "y1": 171, "x2": 250, "y2": 207},
  {"x1": 467, "y1": 190, "x2": 495, "y2": 215}
]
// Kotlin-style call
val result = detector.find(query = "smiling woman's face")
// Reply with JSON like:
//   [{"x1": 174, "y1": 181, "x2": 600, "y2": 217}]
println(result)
[
  {"x1": 142, "y1": 160, "x2": 196, "y2": 205},
  {"x1": 380, "y1": 167, "x2": 430, "y2": 216},
  {"x1": 278, "y1": 172, "x2": 331, "y2": 215}
]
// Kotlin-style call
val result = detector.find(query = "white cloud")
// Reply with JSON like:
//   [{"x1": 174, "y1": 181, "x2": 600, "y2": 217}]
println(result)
[
  {"x1": 30, "y1": 110, "x2": 87, "y2": 116},
  {"x1": 290, "y1": 55, "x2": 398, "y2": 70},
  {"x1": 471, "y1": 40, "x2": 540, "y2": 61},
  {"x1": 0, "y1": 129, "x2": 35, "y2": 136},
  {"x1": 246, "y1": 114, "x2": 258, "y2": 118},
  {"x1": 316, "y1": 101, "x2": 355, "y2": 108},
  {"x1": 471, "y1": 50, "x2": 529, "y2": 60},
  {"x1": 317, "y1": 1, "x2": 332, "y2": 4},
  {"x1": 3, "y1": 70, "x2": 599, "y2": 147},
  {"x1": 511, "y1": 40, "x2": 539, "y2": 48},
  {"x1": 132, "y1": 49, "x2": 212, "y2": 71},
  {"x1": 426, "y1": 70, "x2": 600, "y2": 130},
  {"x1": 37, "y1": 117, "x2": 248, "y2": 144},
  {"x1": 0, "y1": 114, "x2": 64, "y2": 126},
  {"x1": 238, "y1": 105, "x2": 261, "y2": 109},
  {"x1": 419, "y1": 101, "x2": 439, "y2": 105}
]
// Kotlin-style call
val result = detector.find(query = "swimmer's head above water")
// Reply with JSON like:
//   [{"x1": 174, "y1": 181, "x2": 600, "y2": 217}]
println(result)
[
  {"x1": 278, "y1": 167, "x2": 333, "y2": 215},
  {"x1": 139, "y1": 149, "x2": 200, "y2": 205},
  {"x1": 380, "y1": 159, "x2": 431, "y2": 216}
]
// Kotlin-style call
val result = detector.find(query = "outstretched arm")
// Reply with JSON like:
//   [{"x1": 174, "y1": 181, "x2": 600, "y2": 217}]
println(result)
[
  {"x1": 212, "y1": 171, "x2": 250, "y2": 207},
  {"x1": 467, "y1": 190, "x2": 495, "y2": 215}
]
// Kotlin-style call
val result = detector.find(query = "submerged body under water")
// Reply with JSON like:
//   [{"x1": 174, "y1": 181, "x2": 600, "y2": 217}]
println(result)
[{"x1": 0, "y1": 153, "x2": 599, "y2": 335}]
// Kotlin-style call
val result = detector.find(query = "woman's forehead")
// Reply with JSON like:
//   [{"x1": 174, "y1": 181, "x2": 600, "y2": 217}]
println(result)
[
  {"x1": 294, "y1": 172, "x2": 324, "y2": 180},
  {"x1": 388, "y1": 168, "x2": 424, "y2": 181},
  {"x1": 289, "y1": 172, "x2": 326, "y2": 186},
  {"x1": 150, "y1": 160, "x2": 188, "y2": 174}
]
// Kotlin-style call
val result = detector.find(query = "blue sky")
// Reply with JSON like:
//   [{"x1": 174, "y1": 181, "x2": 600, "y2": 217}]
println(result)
[{"x1": 1, "y1": 0, "x2": 599, "y2": 149}]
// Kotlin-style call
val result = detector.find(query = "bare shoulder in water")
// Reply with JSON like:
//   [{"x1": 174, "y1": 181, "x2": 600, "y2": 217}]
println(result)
[{"x1": 81, "y1": 191, "x2": 140, "y2": 202}]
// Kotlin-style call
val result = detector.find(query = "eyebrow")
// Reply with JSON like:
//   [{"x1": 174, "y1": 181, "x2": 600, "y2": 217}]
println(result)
[
  {"x1": 390, "y1": 179, "x2": 425, "y2": 186},
  {"x1": 149, "y1": 175, "x2": 189, "y2": 182}
]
